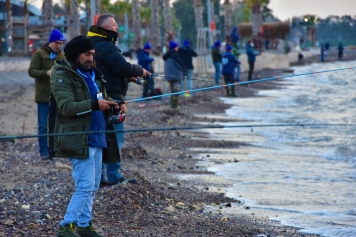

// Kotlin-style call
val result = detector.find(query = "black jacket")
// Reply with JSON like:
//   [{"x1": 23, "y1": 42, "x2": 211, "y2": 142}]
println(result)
[
  {"x1": 178, "y1": 46, "x2": 198, "y2": 70},
  {"x1": 88, "y1": 25, "x2": 143, "y2": 101},
  {"x1": 211, "y1": 47, "x2": 222, "y2": 63},
  {"x1": 163, "y1": 50, "x2": 187, "y2": 81}
]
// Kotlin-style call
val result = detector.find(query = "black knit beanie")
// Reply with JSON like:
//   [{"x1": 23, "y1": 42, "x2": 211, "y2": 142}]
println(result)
[{"x1": 64, "y1": 35, "x2": 95, "y2": 61}]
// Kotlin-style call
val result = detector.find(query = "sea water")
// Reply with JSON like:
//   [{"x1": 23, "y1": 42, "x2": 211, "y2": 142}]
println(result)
[{"x1": 196, "y1": 61, "x2": 356, "y2": 237}]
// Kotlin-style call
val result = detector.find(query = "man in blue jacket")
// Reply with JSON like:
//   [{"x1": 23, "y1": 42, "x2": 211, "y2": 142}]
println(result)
[
  {"x1": 137, "y1": 42, "x2": 156, "y2": 98},
  {"x1": 230, "y1": 27, "x2": 240, "y2": 49},
  {"x1": 222, "y1": 45, "x2": 240, "y2": 97},
  {"x1": 178, "y1": 39, "x2": 198, "y2": 97},
  {"x1": 246, "y1": 41, "x2": 258, "y2": 81}
]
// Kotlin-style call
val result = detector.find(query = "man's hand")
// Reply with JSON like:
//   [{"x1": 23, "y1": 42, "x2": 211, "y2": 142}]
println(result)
[
  {"x1": 128, "y1": 77, "x2": 138, "y2": 82},
  {"x1": 46, "y1": 69, "x2": 51, "y2": 77},
  {"x1": 142, "y1": 68, "x2": 151, "y2": 77},
  {"x1": 98, "y1": 100, "x2": 117, "y2": 111},
  {"x1": 118, "y1": 104, "x2": 126, "y2": 114}
]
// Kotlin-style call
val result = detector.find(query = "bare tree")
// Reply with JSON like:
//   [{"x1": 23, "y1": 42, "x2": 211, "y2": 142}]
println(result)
[
  {"x1": 42, "y1": 0, "x2": 54, "y2": 41},
  {"x1": 150, "y1": 0, "x2": 162, "y2": 55},
  {"x1": 132, "y1": 0, "x2": 142, "y2": 50}
]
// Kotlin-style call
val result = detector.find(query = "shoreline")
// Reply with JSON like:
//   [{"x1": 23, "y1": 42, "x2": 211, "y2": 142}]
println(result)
[{"x1": 1, "y1": 49, "x2": 355, "y2": 236}]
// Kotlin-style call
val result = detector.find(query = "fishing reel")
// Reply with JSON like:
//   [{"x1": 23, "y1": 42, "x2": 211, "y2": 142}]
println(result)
[
  {"x1": 106, "y1": 100, "x2": 126, "y2": 124},
  {"x1": 132, "y1": 77, "x2": 146, "y2": 86}
]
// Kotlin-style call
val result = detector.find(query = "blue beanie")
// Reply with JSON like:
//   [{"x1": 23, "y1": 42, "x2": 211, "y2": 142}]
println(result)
[
  {"x1": 144, "y1": 42, "x2": 152, "y2": 49},
  {"x1": 183, "y1": 39, "x2": 190, "y2": 46},
  {"x1": 49, "y1": 29, "x2": 64, "y2": 43},
  {"x1": 169, "y1": 41, "x2": 178, "y2": 50},
  {"x1": 214, "y1": 40, "x2": 221, "y2": 47},
  {"x1": 226, "y1": 45, "x2": 232, "y2": 51}
]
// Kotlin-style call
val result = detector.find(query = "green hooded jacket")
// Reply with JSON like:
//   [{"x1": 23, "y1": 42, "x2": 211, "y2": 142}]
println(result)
[
  {"x1": 28, "y1": 43, "x2": 65, "y2": 103},
  {"x1": 50, "y1": 59, "x2": 120, "y2": 163}
]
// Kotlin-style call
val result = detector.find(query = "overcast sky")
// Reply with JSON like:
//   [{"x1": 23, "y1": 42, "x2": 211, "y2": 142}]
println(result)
[{"x1": 269, "y1": 0, "x2": 356, "y2": 21}]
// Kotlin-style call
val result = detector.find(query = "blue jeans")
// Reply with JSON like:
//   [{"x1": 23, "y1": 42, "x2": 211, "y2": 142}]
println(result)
[
  {"x1": 101, "y1": 123, "x2": 124, "y2": 183},
  {"x1": 181, "y1": 69, "x2": 194, "y2": 92},
  {"x1": 60, "y1": 147, "x2": 102, "y2": 228},
  {"x1": 213, "y1": 62, "x2": 221, "y2": 85},
  {"x1": 235, "y1": 65, "x2": 241, "y2": 81},
  {"x1": 37, "y1": 102, "x2": 50, "y2": 157}
]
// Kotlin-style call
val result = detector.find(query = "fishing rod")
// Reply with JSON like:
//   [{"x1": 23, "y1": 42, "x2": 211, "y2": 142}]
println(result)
[
  {"x1": 126, "y1": 67, "x2": 355, "y2": 103},
  {"x1": 152, "y1": 73, "x2": 215, "y2": 82},
  {"x1": 0, "y1": 123, "x2": 354, "y2": 141}
]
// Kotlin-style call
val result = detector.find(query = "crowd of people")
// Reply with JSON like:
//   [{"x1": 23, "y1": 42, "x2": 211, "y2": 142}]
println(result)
[{"x1": 27, "y1": 21, "x2": 263, "y2": 236}]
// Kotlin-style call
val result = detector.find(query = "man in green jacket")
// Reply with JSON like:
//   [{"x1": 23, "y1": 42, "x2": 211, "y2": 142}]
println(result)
[
  {"x1": 51, "y1": 35, "x2": 119, "y2": 237},
  {"x1": 28, "y1": 29, "x2": 65, "y2": 160}
]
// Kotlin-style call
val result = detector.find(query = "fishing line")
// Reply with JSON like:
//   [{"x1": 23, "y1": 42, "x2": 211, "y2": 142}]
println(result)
[
  {"x1": 126, "y1": 67, "x2": 355, "y2": 103},
  {"x1": 0, "y1": 123, "x2": 354, "y2": 141}
]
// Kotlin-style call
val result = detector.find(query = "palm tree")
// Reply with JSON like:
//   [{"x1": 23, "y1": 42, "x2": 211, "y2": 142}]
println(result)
[
  {"x1": 194, "y1": 0, "x2": 204, "y2": 32},
  {"x1": 150, "y1": 0, "x2": 161, "y2": 55},
  {"x1": 66, "y1": 0, "x2": 80, "y2": 41},
  {"x1": 223, "y1": 0, "x2": 233, "y2": 43},
  {"x1": 42, "y1": 0, "x2": 54, "y2": 41},
  {"x1": 162, "y1": 0, "x2": 173, "y2": 48},
  {"x1": 140, "y1": 7, "x2": 151, "y2": 42},
  {"x1": 95, "y1": 0, "x2": 101, "y2": 15},
  {"x1": 132, "y1": 0, "x2": 142, "y2": 50},
  {"x1": 24, "y1": 0, "x2": 29, "y2": 55},
  {"x1": 5, "y1": 0, "x2": 13, "y2": 54},
  {"x1": 209, "y1": 0, "x2": 217, "y2": 41}
]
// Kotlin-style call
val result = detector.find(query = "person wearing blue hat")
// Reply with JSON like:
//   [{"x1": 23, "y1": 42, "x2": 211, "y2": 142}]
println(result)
[
  {"x1": 178, "y1": 39, "x2": 198, "y2": 97},
  {"x1": 163, "y1": 40, "x2": 187, "y2": 108},
  {"x1": 212, "y1": 40, "x2": 222, "y2": 85},
  {"x1": 246, "y1": 40, "x2": 259, "y2": 81},
  {"x1": 28, "y1": 28, "x2": 65, "y2": 160},
  {"x1": 137, "y1": 42, "x2": 156, "y2": 98},
  {"x1": 222, "y1": 44, "x2": 240, "y2": 97},
  {"x1": 230, "y1": 27, "x2": 240, "y2": 49}
]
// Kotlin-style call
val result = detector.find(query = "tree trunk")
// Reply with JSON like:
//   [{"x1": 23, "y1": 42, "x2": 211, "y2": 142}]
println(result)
[
  {"x1": 194, "y1": 0, "x2": 204, "y2": 31},
  {"x1": 67, "y1": 0, "x2": 80, "y2": 41},
  {"x1": 24, "y1": 0, "x2": 29, "y2": 56},
  {"x1": 150, "y1": 0, "x2": 162, "y2": 55},
  {"x1": 251, "y1": 2, "x2": 261, "y2": 37},
  {"x1": 132, "y1": 0, "x2": 142, "y2": 50},
  {"x1": 210, "y1": 0, "x2": 216, "y2": 41},
  {"x1": 224, "y1": 0, "x2": 233, "y2": 43},
  {"x1": 5, "y1": 0, "x2": 13, "y2": 55},
  {"x1": 162, "y1": 0, "x2": 173, "y2": 48},
  {"x1": 42, "y1": 0, "x2": 54, "y2": 41},
  {"x1": 95, "y1": 0, "x2": 101, "y2": 15}
]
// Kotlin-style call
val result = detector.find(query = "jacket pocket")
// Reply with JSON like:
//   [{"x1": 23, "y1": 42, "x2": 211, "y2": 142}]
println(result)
[{"x1": 58, "y1": 125, "x2": 86, "y2": 155}]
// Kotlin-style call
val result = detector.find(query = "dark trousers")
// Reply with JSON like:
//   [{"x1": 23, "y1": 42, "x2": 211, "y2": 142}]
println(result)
[
  {"x1": 169, "y1": 80, "x2": 180, "y2": 109},
  {"x1": 223, "y1": 74, "x2": 234, "y2": 84},
  {"x1": 142, "y1": 76, "x2": 156, "y2": 97},
  {"x1": 248, "y1": 61, "x2": 255, "y2": 81},
  {"x1": 338, "y1": 51, "x2": 343, "y2": 60}
]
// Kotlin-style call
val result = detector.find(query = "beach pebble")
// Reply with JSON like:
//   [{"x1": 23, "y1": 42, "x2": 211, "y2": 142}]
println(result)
[{"x1": 21, "y1": 204, "x2": 30, "y2": 210}]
